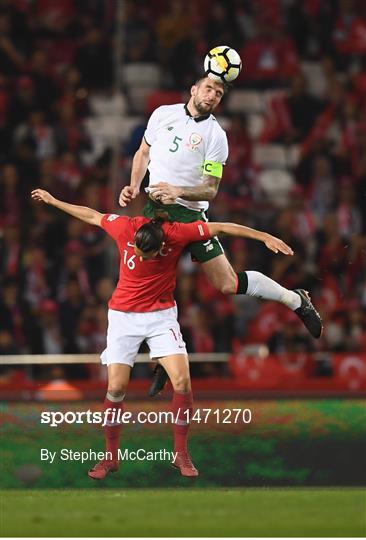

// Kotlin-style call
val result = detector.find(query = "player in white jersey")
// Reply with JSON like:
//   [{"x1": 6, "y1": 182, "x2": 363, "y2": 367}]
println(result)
[
  {"x1": 144, "y1": 100, "x2": 228, "y2": 213},
  {"x1": 119, "y1": 76, "x2": 323, "y2": 394}
]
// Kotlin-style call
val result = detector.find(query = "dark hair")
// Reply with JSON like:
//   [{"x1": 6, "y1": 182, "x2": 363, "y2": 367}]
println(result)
[{"x1": 134, "y1": 217, "x2": 165, "y2": 254}]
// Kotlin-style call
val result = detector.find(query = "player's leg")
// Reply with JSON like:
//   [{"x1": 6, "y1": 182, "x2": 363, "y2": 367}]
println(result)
[
  {"x1": 148, "y1": 363, "x2": 169, "y2": 396},
  {"x1": 190, "y1": 235, "x2": 322, "y2": 338},
  {"x1": 104, "y1": 363, "x2": 130, "y2": 461},
  {"x1": 89, "y1": 309, "x2": 141, "y2": 480},
  {"x1": 201, "y1": 254, "x2": 322, "y2": 338},
  {"x1": 199, "y1": 251, "x2": 237, "y2": 294},
  {"x1": 146, "y1": 307, "x2": 198, "y2": 477},
  {"x1": 157, "y1": 353, "x2": 198, "y2": 477},
  {"x1": 88, "y1": 363, "x2": 131, "y2": 479}
]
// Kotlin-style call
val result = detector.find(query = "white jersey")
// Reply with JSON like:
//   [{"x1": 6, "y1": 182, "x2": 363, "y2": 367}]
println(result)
[{"x1": 144, "y1": 103, "x2": 228, "y2": 211}]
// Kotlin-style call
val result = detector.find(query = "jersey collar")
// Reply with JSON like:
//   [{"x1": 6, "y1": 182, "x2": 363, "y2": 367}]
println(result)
[{"x1": 184, "y1": 103, "x2": 210, "y2": 122}]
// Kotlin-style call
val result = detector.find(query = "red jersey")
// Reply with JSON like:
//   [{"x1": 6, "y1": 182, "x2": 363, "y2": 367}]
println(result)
[{"x1": 101, "y1": 215, "x2": 211, "y2": 312}]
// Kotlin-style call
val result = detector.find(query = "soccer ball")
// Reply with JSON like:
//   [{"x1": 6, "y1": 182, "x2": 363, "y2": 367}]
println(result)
[{"x1": 204, "y1": 46, "x2": 242, "y2": 83}]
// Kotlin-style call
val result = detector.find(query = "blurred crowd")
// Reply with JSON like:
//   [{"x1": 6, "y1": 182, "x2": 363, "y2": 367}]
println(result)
[{"x1": 0, "y1": 0, "x2": 365, "y2": 380}]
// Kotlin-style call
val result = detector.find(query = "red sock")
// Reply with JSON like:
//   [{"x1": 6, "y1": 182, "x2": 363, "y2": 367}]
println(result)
[
  {"x1": 172, "y1": 390, "x2": 193, "y2": 454},
  {"x1": 103, "y1": 395, "x2": 124, "y2": 461}
]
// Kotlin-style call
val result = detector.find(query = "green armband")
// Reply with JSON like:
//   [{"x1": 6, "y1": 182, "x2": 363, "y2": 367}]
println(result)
[{"x1": 202, "y1": 160, "x2": 223, "y2": 179}]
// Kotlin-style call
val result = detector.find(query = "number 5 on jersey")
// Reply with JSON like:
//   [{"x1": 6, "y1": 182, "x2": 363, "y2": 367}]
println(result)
[{"x1": 169, "y1": 136, "x2": 183, "y2": 153}]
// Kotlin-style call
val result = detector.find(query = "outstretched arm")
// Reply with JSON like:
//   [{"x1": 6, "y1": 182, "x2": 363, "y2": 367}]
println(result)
[
  {"x1": 207, "y1": 222, "x2": 294, "y2": 255},
  {"x1": 119, "y1": 138, "x2": 150, "y2": 207},
  {"x1": 31, "y1": 189, "x2": 104, "y2": 226}
]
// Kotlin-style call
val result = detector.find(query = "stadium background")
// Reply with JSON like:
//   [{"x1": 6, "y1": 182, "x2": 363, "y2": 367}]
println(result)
[{"x1": 0, "y1": 0, "x2": 365, "y2": 536}]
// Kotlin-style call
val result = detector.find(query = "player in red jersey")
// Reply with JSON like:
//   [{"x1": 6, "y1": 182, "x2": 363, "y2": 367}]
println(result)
[{"x1": 31, "y1": 187, "x2": 293, "y2": 478}]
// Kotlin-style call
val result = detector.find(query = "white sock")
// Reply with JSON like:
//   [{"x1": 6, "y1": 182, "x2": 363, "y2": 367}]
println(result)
[{"x1": 245, "y1": 271, "x2": 301, "y2": 310}]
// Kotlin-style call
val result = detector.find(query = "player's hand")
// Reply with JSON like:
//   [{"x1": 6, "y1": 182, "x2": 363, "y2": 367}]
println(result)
[
  {"x1": 119, "y1": 186, "x2": 139, "y2": 207},
  {"x1": 263, "y1": 233, "x2": 294, "y2": 255},
  {"x1": 149, "y1": 192, "x2": 176, "y2": 205},
  {"x1": 31, "y1": 188, "x2": 55, "y2": 205},
  {"x1": 149, "y1": 182, "x2": 182, "y2": 205}
]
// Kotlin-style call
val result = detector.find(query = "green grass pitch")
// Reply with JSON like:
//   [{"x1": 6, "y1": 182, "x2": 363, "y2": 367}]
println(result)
[{"x1": 1, "y1": 488, "x2": 365, "y2": 537}]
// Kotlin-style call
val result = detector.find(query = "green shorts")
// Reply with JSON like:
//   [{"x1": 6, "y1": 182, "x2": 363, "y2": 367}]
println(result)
[{"x1": 143, "y1": 200, "x2": 224, "y2": 263}]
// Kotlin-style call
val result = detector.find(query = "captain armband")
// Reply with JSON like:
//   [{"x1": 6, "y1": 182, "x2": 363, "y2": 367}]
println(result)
[{"x1": 202, "y1": 160, "x2": 224, "y2": 179}]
